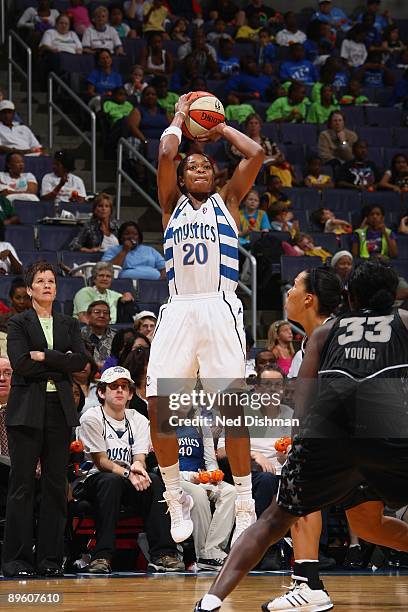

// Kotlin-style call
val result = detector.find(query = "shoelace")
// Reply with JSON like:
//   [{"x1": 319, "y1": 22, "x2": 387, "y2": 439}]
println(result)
[{"x1": 161, "y1": 497, "x2": 183, "y2": 528}]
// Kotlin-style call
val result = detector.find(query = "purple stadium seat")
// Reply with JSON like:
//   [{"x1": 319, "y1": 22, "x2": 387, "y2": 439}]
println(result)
[
  {"x1": 4, "y1": 225, "x2": 35, "y2": 251},
  {"x1": 13, "y1": 201, "x2": 53, "y2": 224},
  {"x1": 394, "y1": 129, "x2": 408, "y2": 149},
  {"x1": 280, "y1": 123, "x2": 318, "y2": 146},
  {"x1": 250, "y1": 101, "x2": 270, "y2": 121},
  {"x1": 111, "y1": 279, "x2": 134, "y2": 294},
  {"x1": 372, "y1": 87, "x2": 394, "y2": 106},
  {"x1": 396, "y1": 237, "x2": 408, "y2": 258},
  {"x1": 231, "y1": 43, "x2": 256, "y2": 59},
  {"x1": 285, "y1": 187, "x2": 322, "y2": 210},
  {"x1": 123, "y1": 39, "x2": 146, "y2": 64},
  {"x1": 261, "y1": 123, "x2": 279, "y2": 141},
  {"x1": 340, "y1": 106, "x2": 365, "y2": 129},
  {"x1": 367, "y1": 146, "x2": 384, "y2": 169},
  {"x1": 322, "y1": 189, "x2": 362, "y2": 211},
  {"x1": 309, "y1": 232, "x2": 338, "y2": 253},
  {"x1": 391, "y1": 259, "x2": 408, "y2": 278},
  {"x1": 19, "y1": 251, "x2": 59, "y2": 267},
  {"x1": 205, "y1": 80, "x2": 227, "y2": 102},
  {"x1": 0, "y1": 155, "x2": 53, "y2": 183},
  {"x1": 279, "y1": 144, "x2": 306, "y2": 165},
  {"x1": 383, "y1": 147, "x2": 406, "y2": 168},
  {"x1": 361, "y1": 190, "x2": 402, "y2": 212},
  {"x1": 37, "y1": 225, "x2": 80, "y2": 251},
  {"x1": 0, "y1": 275, "x2": 17, "y2": 302},
  {"x1": 359, "y1": 127, "x2": 393, "y2": 147},
  {"x1": 280, "y1": 256, "x2": 324, "y2": 283},
  {"x1": 56, "y1": 277, "x2": 86, "y2": 303},
  {"x1": 61, "y1": 251, "x2": 102, "y2": 268},
  {"x1": 58, "y1": 54, "x2": 94, "y2": 77},
  {"x1": 365, "y1": 107, "x2": 401, "y2": 127},
  {"x1": 137, "y1": 279, "x2": 169, "y2": 314}
]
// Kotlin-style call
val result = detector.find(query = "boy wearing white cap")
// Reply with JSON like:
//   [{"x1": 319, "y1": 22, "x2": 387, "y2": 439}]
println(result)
[{"x1": 76, "y1": 366, "x2": 184, "y2": 573}]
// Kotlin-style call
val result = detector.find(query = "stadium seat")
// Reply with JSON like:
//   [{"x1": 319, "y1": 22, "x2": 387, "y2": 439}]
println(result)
[
  {"x1": 4, "y1": 225, "x2": 35, "y2": 251},
  {"x1": 279, "y1": 144, "x2": 306, "y2": 165},
  {"x1": 365, "y1": 107, "x2": 401, "y2": 127},
  {"x1": 340, "y1": 106, "x2": 365, "y2": 129},
  {"x1": 206, "y1": 80, "x2": 228, "y2": 102},
  {"x1": 367, "y1": 146, "x2": 384, "y2": 169},
  {"x1": 391, "y1": 259, "x2": 408, "y2": 278},
  {"x1": 250, "y1": 101, "x2": 270, "y2": 121},
  {"x1": 359, "y1": 127, "x2": 393, "y2": 148},
  {"x1": 0, "y1": 156, "x2": 53, "y2": 183},
  {"x1": 13, "y1": 201, "x2": 53, "y2": 224},
  {"x1": 262, "y1": 123, "x2": 279, "y2": 141},
  {"x1": 123, "y1": 38, "x2": 146, "y2": 63},
  {"x1": 61, "y1": 251, "x2": 102, "y2": 268},
  {"x1": 111, "y1": 279, "x2": 135, "y2": 294},
  {"x1": 361, "y1": 190, "x2": 402, "y2": 211},
  {"x1": 321, "y1": 189, "x2": 362, "y2": 211},
  {"x1": 37, "y1": 225, "x2": 80, "y2": 251},
  {"x1": 286, "y1": 187, "x2": 322, "y2": 209},
  {"x1": 19, "y1": 251, "x2": 59, "y2": 267},
  {"x1": 137, "y1": 279, "x2": 169, "y2": 314},
  {"x1": 396, "y1": 237, "x2": 408, "y2": 259},
  {"x1": 0, "y1": 275, "x2": 17, "y2": 301},
  {"x1": 309, "y1": 232, "x2": 339, "y2": 253},
  {"x1": 280, "y1": 256, "x2": 325, "y2": 283},
  {"x1": 394, "y1": 128, "x2": 408, "y2": 149},
  {"x1": 280, "y1": 123, "x2": 318, "y2": 146}
]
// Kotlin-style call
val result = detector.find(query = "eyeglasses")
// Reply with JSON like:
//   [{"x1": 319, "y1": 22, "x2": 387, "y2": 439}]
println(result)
[
  {"x1": 107, "y1": 382, "x2": 131, "y2": 391},
  {"x1": 91, "y1": 310, "x2": 110, "y2": 316}
]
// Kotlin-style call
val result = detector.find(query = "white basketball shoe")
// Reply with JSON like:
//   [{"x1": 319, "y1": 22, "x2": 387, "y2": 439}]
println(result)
[
  {"x1": 163, "y1": 490, "x2": 194, "y2": 543},
  {"x1": 262, "y1": 580, "x2": 333, "y2": 611},
  {"x1": 231, "y1": 499, "x2": 257, "y2": 547}
]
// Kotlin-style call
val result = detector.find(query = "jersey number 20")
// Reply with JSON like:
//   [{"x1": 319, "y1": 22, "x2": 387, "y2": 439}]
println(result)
[
  {"x1": 182, "y1": 242, "x2": 208, "y2": 266},
  {"x1": 338, "y1": 315, "x2": 394, "y2": 345}
]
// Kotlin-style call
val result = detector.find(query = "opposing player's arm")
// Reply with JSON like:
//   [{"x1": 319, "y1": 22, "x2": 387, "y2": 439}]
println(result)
[
  {"x1": 157, "y1": 94, "x2": 193, "y2": 228},
  {"x1": 293, "y1": 323, "x2": 333, "y2": 425}
]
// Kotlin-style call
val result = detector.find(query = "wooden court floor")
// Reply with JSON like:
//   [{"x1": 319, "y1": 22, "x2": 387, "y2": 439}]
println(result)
[{"x1": 1, "y1": 572, "x2": 408, "y2": 611}]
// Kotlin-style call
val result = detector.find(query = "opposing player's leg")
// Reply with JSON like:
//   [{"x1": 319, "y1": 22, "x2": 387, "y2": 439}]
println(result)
[
  {"x1": 198, "y1": 293, "x2": 255, "y2": 543},
  {"x1": 194, "y1": 500, "x2": 298, "y2": 612},
  {"x1": 346, "y1": 501, "x2": 408, "y2": 551}
]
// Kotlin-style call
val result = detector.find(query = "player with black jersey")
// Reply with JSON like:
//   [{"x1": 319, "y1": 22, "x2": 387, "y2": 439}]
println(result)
[{"x1": 194, "y1": 260, "x2": 408, "y2": 612}]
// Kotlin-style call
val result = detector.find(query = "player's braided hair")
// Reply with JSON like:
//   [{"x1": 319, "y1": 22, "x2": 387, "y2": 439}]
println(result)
[{"x1": 348, "y1": 260, "x2": 398, "y2": 313}]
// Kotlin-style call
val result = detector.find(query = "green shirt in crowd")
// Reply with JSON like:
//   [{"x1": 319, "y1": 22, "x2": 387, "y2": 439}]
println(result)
[
  {"x1": 38, "y1": 316, "x2": 57, "y2": 393},
  {"x1": 225, "y1": 103, "x2": 256, "y2": 124},
  {"x1": 157, "y1": 92, "x2": 179, "y2": 116},
  {"x1": 339, "y1": 94, "x2": 369, "y2": 105},
  {"x1": 103, "y1": 100, "x2": 134, "y2": 124},
  {"x1": 0, "y1": 196, "x2": 17, "y2": 222},
  {"x1": 73, "y1": 286, "x2": 122, "y2": 324},
  {"x1": 306, "y1": 101, "x2": 340, "y2": 124},
  {"x1": 266, "y1": 96, "x2": 309, "y2": 122}
]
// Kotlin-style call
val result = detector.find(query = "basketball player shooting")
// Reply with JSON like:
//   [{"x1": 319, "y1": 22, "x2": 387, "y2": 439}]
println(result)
[
  {"x1": 194, "y1": 260, "x2": 408, "y2": 611},
  {"x1": 146, "y1": 93, "x2": 265, "y2": 547}
]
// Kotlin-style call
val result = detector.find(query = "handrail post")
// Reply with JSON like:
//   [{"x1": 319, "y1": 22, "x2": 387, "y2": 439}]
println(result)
[
  {"x1": 249, "y1": 252, "x2": 257, "y2": 344},
  {"x1": 116, "y1": 141, "x2": 123, "y2": 221},
  {"x1": 91, "y1": 113, "x2": 96, "y2": 193},
  {"x1": 1, "y1": 0, "x2": 5, "y2": 46},
  {"x1": 48, "y1": 75, "x2": 53, "y2": 150},
  {"x1": 27, "y1": 47, "x2": 32, "y2": 126},
  {"x1": 7, "y1": 33, "x2": 12, "y2": 101}
]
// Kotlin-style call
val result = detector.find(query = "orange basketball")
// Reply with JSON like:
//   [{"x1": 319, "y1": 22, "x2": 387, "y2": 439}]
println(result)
[{"x1": 182, "y1": 91, "x2": 225, "y2": 140}]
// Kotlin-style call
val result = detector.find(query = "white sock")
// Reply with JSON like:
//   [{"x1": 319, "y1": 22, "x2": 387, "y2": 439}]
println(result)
[
  {"x1": 201, "y1": 594, "x2": 222, "y2": 610},
  {"x1": 159, "y1": 462, "x2": 182, "y2": 496},
  {"x1": 296, "y1": 559, "x2": 319, "y2": 563},
  {"x1": 233, "y1": 474, "x2": 253, "y2": 502},
  {"x1": 349, "y1": 544, "x2": 361, "y2": 548}
]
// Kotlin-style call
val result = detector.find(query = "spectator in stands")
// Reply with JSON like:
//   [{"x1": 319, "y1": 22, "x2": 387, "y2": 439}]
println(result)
[
  {"x1": 318, "y1": 110, "x2": 358, "y2": 166},
  {"x1": 306, "y1": 84, "x2": 339, "y2": 124},
  {"x1": 380, "y1": 25, "x2": 406, "y2": 61},
  {"x1": 2, "y1": 261, "x2": 87, "y2": 578},
  {"x1": 379, "y1": 153, "x2": 408, "y2": 192},
  {"x1": 67, "y1": 0, "x2": 91, "y2": 37},
  {"x1": 339, "y1": 78, "x2": 369, "y2": 105},
  {"x1": 103, "y1": 86, "x2": 145, "y2": 145},
  {"x1": 41, "y1": 150, "x2": 86, "y2": 204},
  {"x1": 143, "y1": 0, "x2": 169, "y2": 35},
  {"x1": 170, "y1": 18, "x2": 190, "y2": 43},
  {"x1": 70, "y1": 192, "x2": 119, "y2": 253},
  {"x1": 310, "y1": 207, "x2": 352, "y2": 234},
  {"x1": 39, "y1": 14, "x2": 82, "y2": 55},
  {"x1": 312, "y1": 0, "x2": 351, "y2": 32},
  {"x1": 304, "y1": 155, "x2": 334, "y2": 189},
  {"x1": 352, "y1": 204, "x2": 398, "y2": 259},
  {"x1": 150, "y1": 77, "x2": 179, "y2": 117},
  {"x1": 134, "y1": 311, "x2": 157, "y2": 341},
  {"x1": 216, "y1": 39, "x2": 240, "y2": 79},
  {"x1": 399, "y1": 215, "x2": 408, "y2": 236},
  {"x1": 124, "y1": 343, "x2": 150, "y2": 418},
  {"x1": 261, "y1": 174, "x2": 291, "y2": 211},
  {"x1": 255, "y1": 28, "x2": 277, "y2": 73},
  {"x1": 225, "y1": 113, "x2": 277, "y2": 175},
  {"x1": 355, "y1": 51, "x2": 395, "y2": 87},
  {"x1": 102, "y1": 221, "x2": 165, "y2": 281},
  {"x1": 304, "y1": 19, "x2": 334, "y2": 63},
  {"x1": 0, "y1": 153, "x2": 38, "y2": 203},
  {"x1": 341, "y1": 24, "x2": 368, "y2": 68},
  {"x1": 280, "y1": 43, "x2": 318, "y2": 86},
  {"x1": 292, "y1": 232, "x2": 332, "y2": 263},
  {"x1": 311, "y1": 61, "x2": 339, "y2": 103},
  {"x1": 119, "y1": 331, "x2": 151, "y2": 367},
  {"x1": 224, "y1": 55, "x2": 275, "y2": 103},
  {"x1": 81, "y1": 300, "x2": 116, "y2": 369},
  {"x1": 141, "y1": 33, "x2": 174, "y2": 78},
  {"x1": 224, "y1": 93, "x2": 256, "y2": 125},
  {"x1": 86, "y1": 49, "x2": 123, "y2": 110},
  {"x1": 175, "y1": 408, "x2": 236, "y2": 571},
  {"x1": 235, "y1": 13, "x2": 262, "y2": 43},
  {"x1": 268, "y1": 204, "x2": 298, "y2": 236},
  {"x1": 0, "y1": 101, "x2": 42, "y2": 155},
  {"x1": 390, "y1": 68, "x2": 408, "y2": 107},
  {"x1": 337, "y1": 140, "x2": 381, "y2": 190},
  {"x1": 254, "y1": 350, "x2": 276, "y2": 375},
  {"x1": 124, "y1": 65, "x2": 148, "y2": 103},
  {"x1": 266, "y1": 82, "x2": 308, "y2": 123},
  {"x1": 239, "y1": 189, "x2": 270, "y2": 249},
  {"x1": 72, "y1": 353, "x2": 99, "y2": 416},
  {"x1": 77, "y1": 366, "x2": 184, "y2": 573},
  {"x1": 82, "y1": 6, "x2": 124, "y2": 55},
  {"x1": 110, "y1": 5, "x2": 137, "y2": 40},
  {"x1": 275, "y1": 11, "x2": 306, "y2": 47},
  {"x1": 0, "y1": 278, "x2": 31, "y2": 333},
  {"x1": 73, "y1": 262, "x2": 134, "y2": 324},
  {"x1": 131, "y1": 86, "x2": 170, "y2": 142},
  {"x1": 331, "y1": 250, "x2": 353, "y2": 284},
  {"x1": 361, "y1": 11, "x2": 382, "y2": 50},
  {"x1": 181, "y1": 30, "x2": 218, "y2": 80},
  {"x1": 0, "y1": 229, "x2": 23, "y2": 274},
  {"x1": 244, "y1": 0, "x2": 282, "y2": 27},
  {"x1": 205, "y1": 0, "x2": 240, "y2": 23},
  {"x1": 357, "y1": 0, "x2": 390, "y2": 35},
  {"x1": 101, "y1": 328, "x2": 140, "y2": 371},
  {"x1": 17, "y1": 0, "x2": 60, "y2": 41},
  {"x1": 266, "y1": 321, "x2": 294, "y2": 375},
  {"x1": 206, "y1": 18, "x2": 231, "y2": 46},
  {"x1": 124, "y1": 0, "x2": 145, "y2": 29}
]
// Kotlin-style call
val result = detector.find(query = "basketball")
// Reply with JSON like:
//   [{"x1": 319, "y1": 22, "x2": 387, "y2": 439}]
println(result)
[{"x1": 182, "y1": 91, "x2": 225, "y2": 140}]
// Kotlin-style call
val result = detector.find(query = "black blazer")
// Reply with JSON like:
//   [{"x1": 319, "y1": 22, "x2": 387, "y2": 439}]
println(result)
[{"x1": 6, "y1": 309, "x2": 88, "y2": 429}]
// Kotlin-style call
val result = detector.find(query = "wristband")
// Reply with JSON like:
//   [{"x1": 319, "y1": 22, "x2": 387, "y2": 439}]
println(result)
[
  {"x1": 160, "y1": 126, "x2": 182, "y2": 144},
  {"x1": 175, "y1": 110, "x2": 186, "y2": 120}
]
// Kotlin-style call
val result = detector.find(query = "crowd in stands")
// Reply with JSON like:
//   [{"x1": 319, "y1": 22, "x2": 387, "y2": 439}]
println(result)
[{"x1": 0, "y1": 0, "x2": 407, "y2": 576}]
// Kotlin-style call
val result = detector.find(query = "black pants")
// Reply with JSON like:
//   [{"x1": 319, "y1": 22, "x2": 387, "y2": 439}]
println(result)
[
  {"x1": 79, "y1": 471, "x2": 177, "y2": 561},
  {"x1": 2, "y1": 394, "x2": 72, "y2": 576}
]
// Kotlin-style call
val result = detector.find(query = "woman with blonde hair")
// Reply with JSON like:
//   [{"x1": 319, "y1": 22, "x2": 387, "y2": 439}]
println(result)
[
  {"x1": 69, "y1": 192, "x2": 119, "y2": 253},
  {"x1": 266, "y1": 320, "x2": 295, "y2": 375}
]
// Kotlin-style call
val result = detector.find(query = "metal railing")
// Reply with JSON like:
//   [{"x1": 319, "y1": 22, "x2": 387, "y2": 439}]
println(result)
[
  {"x1": 238, "y1": 246, "x2": 257, "y2": 343},
  {"x1": 0, "y1": 0, "x2": 5, "y2": 46},
  {"x1": 8, "y1": 30, "x2": 32, "y2": 126},
  {"x1": 115, "y1": 137, "x2": 160, "y2": 220},
  {"x1": 48, "y1": 73, "x2": 96, "y2": 193}
]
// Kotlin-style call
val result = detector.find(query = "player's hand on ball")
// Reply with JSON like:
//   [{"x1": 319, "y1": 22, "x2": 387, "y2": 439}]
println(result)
[
  {"x1": 175, "y1": 93, "x2": 194, "y2": 117},
  {"x1": 196, "y1": 122, "x2": 226, "y2": 142}
]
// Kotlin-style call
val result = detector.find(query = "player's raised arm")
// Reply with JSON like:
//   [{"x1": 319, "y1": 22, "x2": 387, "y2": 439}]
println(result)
[
  {"x1": 157, "y1": 94, "x2": 192, "y2": 225},
  {"x1": 199, "y1": 123, "x2": 265, "y2": 213}
]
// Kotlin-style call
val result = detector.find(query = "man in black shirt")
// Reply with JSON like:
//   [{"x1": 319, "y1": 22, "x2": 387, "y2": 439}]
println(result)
[{"x1": 337, "y1": 140, "x2": 381, "y2": 190}]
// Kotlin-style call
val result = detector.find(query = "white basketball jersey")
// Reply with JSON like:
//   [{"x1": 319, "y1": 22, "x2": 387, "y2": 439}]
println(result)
[{"x1": 163, "y1": 193, "x2": 239, "y2": 295}]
